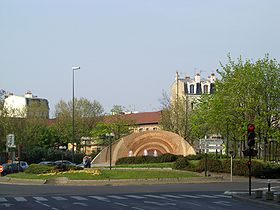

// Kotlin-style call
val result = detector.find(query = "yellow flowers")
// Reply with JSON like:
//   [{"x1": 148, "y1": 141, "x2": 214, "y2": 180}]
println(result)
[{"x1": 38, "y1": 169, "x2": 101, "y2": 176}]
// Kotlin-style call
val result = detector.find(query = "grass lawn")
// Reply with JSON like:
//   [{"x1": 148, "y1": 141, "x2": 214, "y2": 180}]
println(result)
[
  {"x1": 7, "y1": 168, "x2": 199, "y2": 180},
  {"x1": 113, "y1": 162, "x2": 174, "y2": 168}
]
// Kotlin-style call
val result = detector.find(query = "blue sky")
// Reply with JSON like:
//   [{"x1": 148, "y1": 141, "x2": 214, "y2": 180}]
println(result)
[{"x1": 1, "y1": 0, "x2": 279, "y2": 117}]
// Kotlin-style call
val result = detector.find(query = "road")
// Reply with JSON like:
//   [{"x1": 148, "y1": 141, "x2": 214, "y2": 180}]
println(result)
[{"x1": 0, "y1": 181, "x2": 278, "y2": 210}]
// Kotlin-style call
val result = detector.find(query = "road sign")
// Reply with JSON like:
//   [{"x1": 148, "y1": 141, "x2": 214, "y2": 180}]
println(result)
[
  {"x1": 199, "y1": 139, "x2": 223, "y2": 145},
  {"x1": 243, "y1": 149, "x2": 258, "y2": 157},
  {"x1": 200, "y1": 145, "x2": 223, "y2": 150},
  {"x1": 6, "y1": 134, "x2": 16, "y2": 148},
  {"x1": 0, "y1": 165, "x2": 3, "y2": 173}
]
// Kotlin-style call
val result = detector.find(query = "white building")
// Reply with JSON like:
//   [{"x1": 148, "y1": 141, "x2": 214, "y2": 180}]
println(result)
[
  {"x1": 4, "y1": 91, "x2": 49, "y2": 119},
  {"x1": 171, "y1": 72, "x2": 216, "y2": 109}
]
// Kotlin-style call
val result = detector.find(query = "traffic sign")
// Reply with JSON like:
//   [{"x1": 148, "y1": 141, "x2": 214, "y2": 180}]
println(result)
[
  {"x1": 199, "y1": 139, "x2": 223, "y2": 145},
  {"x1": 0, "y1": 165, "x2": 3, "y2": 173},
  {"x1": 6, "y1": 134, "x2": 16, "y2": 148},
  {"x1": 200, "y1": 145, "x2": 223, "y2": 150}
]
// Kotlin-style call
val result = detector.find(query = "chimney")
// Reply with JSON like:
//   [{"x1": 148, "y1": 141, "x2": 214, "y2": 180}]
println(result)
[
  {"x1": 194, "y1": 73, "x2": 201, "y2": 83},
  {"x1": 210, "y1": 73, "x2": 216, "y2": 83}
]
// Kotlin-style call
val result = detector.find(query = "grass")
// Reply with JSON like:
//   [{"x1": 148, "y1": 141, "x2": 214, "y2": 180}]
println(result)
[
  {"x1": 7, "y1": 168, "x2": 199, "y2": 180},
  {"x1": 113, "y1": 162, "x2": 174, "y2": 168}
]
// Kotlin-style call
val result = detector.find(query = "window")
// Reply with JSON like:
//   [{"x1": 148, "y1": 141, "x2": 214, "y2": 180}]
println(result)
[
  {"x1": 203, "y1": 85, "x2": 208, "y2": 94},
  {"x1": 190, "y1": 85, "x2": 194, "y2": 94}
]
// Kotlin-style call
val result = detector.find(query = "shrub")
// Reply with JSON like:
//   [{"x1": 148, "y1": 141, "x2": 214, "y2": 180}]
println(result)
[
  {"x1": 24, "y1": 164, "x2": 54, "y2": 174},
  {"x1": 173, "y1": 157, "x2": 190, "y2": 170},
  {"x1": 157, "y1": 153, "x2": 178, "y2": 163}
]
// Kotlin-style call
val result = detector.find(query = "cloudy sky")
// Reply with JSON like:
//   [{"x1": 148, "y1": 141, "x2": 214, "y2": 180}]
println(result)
[{"x1": 1, "y1": 0, "x2": 279, "y2": 117}]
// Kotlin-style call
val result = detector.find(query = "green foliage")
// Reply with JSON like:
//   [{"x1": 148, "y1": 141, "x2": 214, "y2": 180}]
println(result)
[
  {"x1": 173, "y1": 157, "x2": 190, "y2": 170},
  {"x1": 116, "y1": 153, "x2": 179, "y2": 165},
  {"x1": 24, "y1": 164, "x2": 54, "y2": 174},
  {"x1": 21, "y1": 147, "x2": 84, "y2": 164},
  {"x1": 157, "y1": 153, "x2": 178, "y2": 162},
  {"x1": 190, "y1": 55, "x2": 280, "y2": 159}
]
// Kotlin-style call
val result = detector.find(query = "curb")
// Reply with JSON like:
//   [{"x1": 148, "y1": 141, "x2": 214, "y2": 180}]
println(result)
[
  {"x1": 0, "y1": 176, "x2": 225, "y2": 186},
  {"x1": 232, "y1": 194, "x2": 280, "y2": 209}
]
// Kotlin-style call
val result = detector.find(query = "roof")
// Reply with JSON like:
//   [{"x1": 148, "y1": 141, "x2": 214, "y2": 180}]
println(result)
[
  {"x1": 120, "y1": 111, "x2": 161, "y2": 125},
  {"x1": 47, "y1": 111, "x2": 162, "y2": 126}
]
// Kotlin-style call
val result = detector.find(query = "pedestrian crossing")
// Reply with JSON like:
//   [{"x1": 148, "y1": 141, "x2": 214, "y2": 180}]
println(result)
[{"x1": 0, "y1": 193, "x2": 231, "y2": 203}]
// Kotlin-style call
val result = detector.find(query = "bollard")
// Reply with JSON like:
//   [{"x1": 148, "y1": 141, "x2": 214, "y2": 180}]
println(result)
[
  {"x1": 255, "y1": 190, "x2": 263, "y2": 199},
  {"x1": 266, "y1": 191, "x2": 274, "y2": 200},
  {"x1": 268, "y1": 180, "x2": 271, "y2": 192},
  {"x1": 276, "y1": 194, "x2": 280, "y2": 202}
]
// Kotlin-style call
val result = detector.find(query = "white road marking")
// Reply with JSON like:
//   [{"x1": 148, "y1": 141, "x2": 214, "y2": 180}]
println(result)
[
  {"x1": 71, "y1": 196, "x2": 88, "y2": 201},
  {"x1": 0, "y1": 198, "x2": 8, "y2": 202},
  {"x1": 182, "y1": 201, "x2": 201, "y2": 206},
  {"x1": 52, "y1": 196, "x2": 67, "y2": 201},
  {"x1": 144, "y1": 201, "x2": 176, "y2": 206},
  {"x1": 107, "y1": 195, "x2": 127, "y2": 200},
  {"x1": 196, "y1": 194, "x2": 218, "y2": 198},
  {"x1": 73, "y1": 202, "x2": 88, "y2": 207},
  {"x1": 34, "y1": 197, "x2": 48, "y2": 201},
  {"x1": 89, "y1": 196, "x2": 110, "y2": 202},
  {"x1": 114, "y1": 202, "x2": 128, "y2": 207},
  {"x1": 14, "y1": 197, "x2": 27, "y2": 202},
  {"x1": 162, "y1": 194, "x2": 184, "y2": 199},
  {"x1": 144, "y1": 194, "x2": 167, "y2": 199},
  {"x1": 131, "y1": 207, "x2": 145, "y2": 210},
  {"x1": 179, "y1": 194, "x2": 201, "y2": 199},
  {"x1": 213, "y1": 201, "x2": 232, "y2": 207},
  {"x1": 125, "y1": 195, "x2": 146, "y2": 199}
]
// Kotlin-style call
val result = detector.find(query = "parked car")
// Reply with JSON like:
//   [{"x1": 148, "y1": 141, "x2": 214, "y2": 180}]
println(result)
[
  {"x1": 0, "y1": 163, "x2": 23, "y2": 176},
  {"x1": 38, "y1": 161, "x2": 56, "y2": 166},
  {"x1": 13, "y1": 161, "x2": 29, "y2": 170},
  {"x1": 54, "y1": 160, "x2": 76, "y2": 166}
]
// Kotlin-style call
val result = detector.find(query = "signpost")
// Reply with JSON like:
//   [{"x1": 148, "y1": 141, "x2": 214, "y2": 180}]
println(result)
[
  {"x1": 199, "y1": 138, "x2": 224, "y2": 177},
  {"x1": 6, "y1": 134, "x2": 16, "y2": 149}
]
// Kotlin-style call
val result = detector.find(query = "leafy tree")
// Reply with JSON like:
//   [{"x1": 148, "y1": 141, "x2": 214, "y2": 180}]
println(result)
[
  {"x1": 159, "y1": 91, "x2": 192, "y2": 142},
  {"x1": 191, "y1": 55, "x2": 280, "y2": 160},
  {"x1": 54, "y1": 97, "x2": 104, "y2": 148}
]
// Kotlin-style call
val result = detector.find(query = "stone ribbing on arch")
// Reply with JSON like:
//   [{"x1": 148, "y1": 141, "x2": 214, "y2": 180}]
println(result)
[{"x1": 92, "y1": 130, "x2": 196, "y2": 165}]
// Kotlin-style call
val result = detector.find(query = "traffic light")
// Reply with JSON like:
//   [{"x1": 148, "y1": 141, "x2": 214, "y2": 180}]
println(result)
[{"x1": 247, "y1": 123, "x2": 255, "y2": 147}]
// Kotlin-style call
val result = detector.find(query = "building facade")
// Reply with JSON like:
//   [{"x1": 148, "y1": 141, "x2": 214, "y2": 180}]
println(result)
[
  {"x1": 4, "y1": 91, "x2": 49, "y2": 119},
  {"x1": 170, "y1": 72, "x2": 216, "y2": 109}
]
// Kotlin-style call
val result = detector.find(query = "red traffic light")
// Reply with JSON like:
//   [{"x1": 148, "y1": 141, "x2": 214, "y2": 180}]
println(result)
[{"x1": 247, "y1": 123, "x2": 255, "y2": 132}]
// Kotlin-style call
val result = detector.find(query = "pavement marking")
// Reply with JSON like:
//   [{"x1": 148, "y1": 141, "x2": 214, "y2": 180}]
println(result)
[
  {"x1": 179, "y1": 194, "x2": 201, "y2": 199},
  {"x1": 114, "y1": 202, "x2": 128, "y2": 207},
  {"x1": 88, "y1": 196, "x2": 110, "y2": 202},
  {"x1": 52, "y1": 196, "x2": 67, "y2": 201},
  {"x1": 216, "y1": 194, "x2": 232, "y2": 198},
  {"x1": 131, "y1": 207, "x2": 145, "y2": 210},
  {"x1": 71, "y1": 196, "x2": 88, "y2": 201},
  {"x1": 162, "y1": 194, "x2": 184, "y2": 199},
  {"x1": 182, "y1": 201, "x2": 201, "y2": 206},
  {"x1": 196, "y1": 194, "x2": 219, "y2": 198},
  {"x1": 144, "y1": 201, "x2": 176, "y2": 206},
  {"x1": 213, "y1": 201, "x2": 232, "y2": 207},
  {"x1": 144, "y1": 194, "x2": 167, "y2": 199},
  {"x1": 73, "y1": 202, "x2": 88, "y2": 207},
  {"x1": 0, "y1": 203, "x2": 13, "y2": 207},
  {"x1": 107, "y1": 195, "x2": 128, "y2": 200},
  {"x1": 14, "y1": 197, "x2": 27, "y2": 202},
  {"x1": 34, "y1": 197, "x2": 48, "y2": 201},
  {"x1": 125, "y1": 195, "x2": 146, "y2": 199},
  {"x1": 0, "y1": 198, "x2": 8, "y2": 202}
]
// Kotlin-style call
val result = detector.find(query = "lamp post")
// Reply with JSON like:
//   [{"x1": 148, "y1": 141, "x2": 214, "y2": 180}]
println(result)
[
  {"x1": 72, "y1": 66, "x2": 80, "y2": 162},
  {"x1": 106, "y1": 133, "x2": 114, "y2": 170}
]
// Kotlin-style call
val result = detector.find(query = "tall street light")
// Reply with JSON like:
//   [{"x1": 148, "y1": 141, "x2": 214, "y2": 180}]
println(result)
[{"x1": 72, "y1": 66, "x2": 80, "y2": 162}]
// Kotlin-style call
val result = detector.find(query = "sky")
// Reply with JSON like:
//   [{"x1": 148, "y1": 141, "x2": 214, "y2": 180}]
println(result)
[{"x1": 1, "y1": 0, "x2": 280, "y2": 117}]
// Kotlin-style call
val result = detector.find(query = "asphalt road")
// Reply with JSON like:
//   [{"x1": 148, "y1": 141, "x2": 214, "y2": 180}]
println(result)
[{"x1": 0, "y1": 181, "x2": 278, "y2": 210}]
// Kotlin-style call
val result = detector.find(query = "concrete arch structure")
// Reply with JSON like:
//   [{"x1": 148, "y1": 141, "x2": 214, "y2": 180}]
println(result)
[{"x1": 92, "y1": 130, "x2": 196, "y2": 165}]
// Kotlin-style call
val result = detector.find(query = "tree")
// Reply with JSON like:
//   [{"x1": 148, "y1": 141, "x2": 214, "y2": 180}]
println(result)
[
  {"x1": 54, "y1": 97, "x2": 104, "y2": 148},
  {"x1": 159, "y1": 91, "x2": 192, "y2": 142},
  {"x1": 191, "y1": 55, "x2": 280, "y2": 159}
]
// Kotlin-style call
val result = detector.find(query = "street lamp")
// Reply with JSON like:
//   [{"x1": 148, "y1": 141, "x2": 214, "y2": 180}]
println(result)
[
  {"x1": 72, "y1": 66, "x2": 80, "y2": 162},
  {"x1": 106, "y1": 133, "x2": 114, "y2": 170}
]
